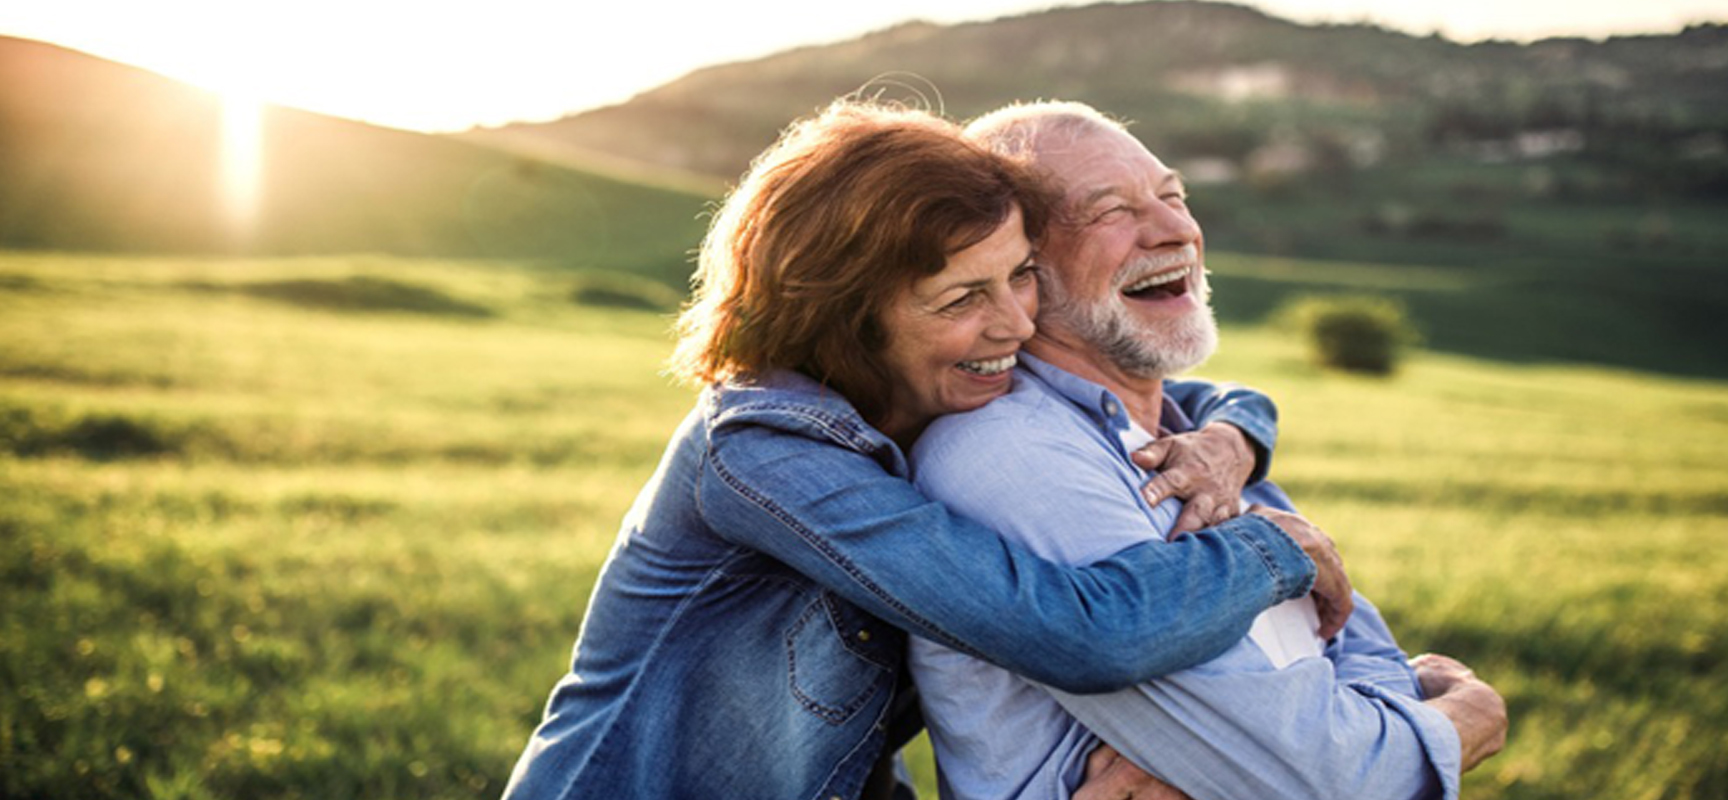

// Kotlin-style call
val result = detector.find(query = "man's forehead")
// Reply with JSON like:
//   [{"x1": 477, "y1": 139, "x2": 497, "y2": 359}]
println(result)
[{"x1": 1038, "y1": 129, "x2": 1168, "y2": 200}]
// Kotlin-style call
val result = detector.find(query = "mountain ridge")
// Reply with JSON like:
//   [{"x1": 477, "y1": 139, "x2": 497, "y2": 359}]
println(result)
[{"x1": 468, "y1": 1, "x2": 1728, "y2": 188}]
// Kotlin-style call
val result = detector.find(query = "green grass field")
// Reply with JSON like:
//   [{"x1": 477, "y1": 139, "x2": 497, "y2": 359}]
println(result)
[{"x1": 3, "y1": 252, "x2": 1725, "y2": 799}]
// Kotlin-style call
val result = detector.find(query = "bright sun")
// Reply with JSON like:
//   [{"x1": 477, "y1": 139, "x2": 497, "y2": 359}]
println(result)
[{"x1": 218, "y1": 89, "x2": 264, "y2": 241}]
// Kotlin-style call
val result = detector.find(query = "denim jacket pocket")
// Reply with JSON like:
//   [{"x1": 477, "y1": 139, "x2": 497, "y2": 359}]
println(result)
[{"x1": 785, "y1": 592, "x2": 893, "y2": 725}]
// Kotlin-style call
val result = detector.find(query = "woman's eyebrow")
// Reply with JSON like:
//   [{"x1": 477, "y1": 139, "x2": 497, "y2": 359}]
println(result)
[{"x1": 932, "y1": 251, "x2": 1037, "y2": 294}]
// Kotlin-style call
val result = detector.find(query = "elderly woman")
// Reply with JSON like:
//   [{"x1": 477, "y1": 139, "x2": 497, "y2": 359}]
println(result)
[{"x1": 502, "y1": 101, "x2": 1344, "y2": 800}]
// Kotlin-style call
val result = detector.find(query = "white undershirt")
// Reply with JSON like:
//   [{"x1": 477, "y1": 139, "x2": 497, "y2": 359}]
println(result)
[{"x1": 1120, "y1": 419, "x2": 1324, "y2": 668}]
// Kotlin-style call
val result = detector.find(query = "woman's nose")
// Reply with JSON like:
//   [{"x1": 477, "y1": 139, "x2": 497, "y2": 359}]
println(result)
[{"x1": 989, "y1": 291, "x2": 1036, "y2": 342}]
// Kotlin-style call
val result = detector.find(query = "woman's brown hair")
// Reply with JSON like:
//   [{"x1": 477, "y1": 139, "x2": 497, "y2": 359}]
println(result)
[{"x1": 670, "y1": 99, "x2": 1051, "y2": 424}]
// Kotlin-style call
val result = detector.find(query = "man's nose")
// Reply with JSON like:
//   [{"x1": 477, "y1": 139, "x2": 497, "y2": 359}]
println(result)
[{"x1": 1137, "y1": 202, "x2": 1201, "y2": 250}]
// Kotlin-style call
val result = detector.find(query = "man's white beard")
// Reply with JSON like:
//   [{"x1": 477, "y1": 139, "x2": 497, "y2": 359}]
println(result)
[{"x1": 1043, "y1": 273, "x2": 1219, "y2": 379}]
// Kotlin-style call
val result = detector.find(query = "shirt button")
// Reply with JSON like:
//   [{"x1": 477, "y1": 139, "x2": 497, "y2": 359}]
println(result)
[
  {"x1": 857, "y1": 630, "x2": 872, "y2": 642},
  {"x1": 1103, "y1": 400, "x2": 1120, "y2": 416}
]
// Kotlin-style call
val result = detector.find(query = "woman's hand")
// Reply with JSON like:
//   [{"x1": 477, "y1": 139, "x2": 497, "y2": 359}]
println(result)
[
  {"x1": 1074, "y1": 744, "x2": 1191, "y2": 800},
  {"x1": 1411, "y1": 653, "x2": 1509, "y2": 772},
  {"x1": 1244, "y1": 505, "x2": 1355, "y2": 639},
  {"x1": 1133, "y1": 422, "x2": 1257, "y2": 536}
]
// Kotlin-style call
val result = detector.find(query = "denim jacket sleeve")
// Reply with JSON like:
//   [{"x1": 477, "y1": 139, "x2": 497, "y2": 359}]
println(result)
[
  {"x1": 699, "y1": 419, "x2": 1316, "y2": 694},
  {"x1": 1163, "y1": 378, "x2": 1278, "y2": 485}
]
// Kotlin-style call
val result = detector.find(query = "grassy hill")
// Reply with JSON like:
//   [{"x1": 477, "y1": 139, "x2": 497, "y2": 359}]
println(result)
[
  {"x1": 0, "y1": 36, "x2": 710, "y2": 286},
  {"x1": 2, "y1": 251, "x2": 1724, "y2": 799}
]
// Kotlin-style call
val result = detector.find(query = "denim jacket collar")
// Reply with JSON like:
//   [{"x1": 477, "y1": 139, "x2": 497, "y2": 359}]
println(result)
[{"x1": 708, "y1": 370, "x2": 910, "y2": 476}]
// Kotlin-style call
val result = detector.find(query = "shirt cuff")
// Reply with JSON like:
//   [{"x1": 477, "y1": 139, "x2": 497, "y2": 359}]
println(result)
[
  {"x1": 1220, "y1": 513, "x2": 1316, "y2": 602},
  {"x1": 1351, "y1": 682, "x2": 1465, "y2": 800}
]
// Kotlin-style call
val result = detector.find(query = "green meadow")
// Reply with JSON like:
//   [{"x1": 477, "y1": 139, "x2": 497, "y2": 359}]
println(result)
[{"x1": 3, "y1": 251, "x2": 1725, "y2": 799}]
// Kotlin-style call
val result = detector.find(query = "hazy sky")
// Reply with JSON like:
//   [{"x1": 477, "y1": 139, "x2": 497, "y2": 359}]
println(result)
[{"x1": 2, "y1": 0, "x2": 1721, "y2": 132}]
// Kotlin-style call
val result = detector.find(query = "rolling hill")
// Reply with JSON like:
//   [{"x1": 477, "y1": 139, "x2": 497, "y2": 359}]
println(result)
[
  {"x1": 468, "y1": 0, "x2": 1728, "y2": 192},
  {"x1": 0, "y1": 36, "x2": 710, "y2": 285}
]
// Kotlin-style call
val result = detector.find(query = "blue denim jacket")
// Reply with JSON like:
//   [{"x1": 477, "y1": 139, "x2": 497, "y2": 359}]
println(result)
[{"x1": 502, "y1": 370, "x2": 1315, "y2": 800}]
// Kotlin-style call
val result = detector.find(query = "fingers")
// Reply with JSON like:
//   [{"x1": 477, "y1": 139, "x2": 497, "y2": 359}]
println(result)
[
  {"x1": 1250, "y1": 506, "x2": 1355, "y2": 638},
  {"x1": 1410, "y1": 653, "x2": 1469, "y2": 674},
  {"x1": 1170, "y1": 492, "x2": 1239, "y2": 536},
  {"x1": 1138, "y1": 430, "x2": 1253, "y2": 513},
  {"x1": 1422, "y1": 674, "x2": 1509, "y2": 772},
  {"x1": 1139, "y1": 464, "x2": 1198, "y2": 507},
  {"x1": 1409, "y1": 653, "x2": 1477, "y2": 697},
  {"x1": 1314, "y1": 582, "x2": 1354, "y2": 641},
  {"x1": 1083, "y1": 743, "x2": 1122, "y2": 780},
  {"x1": 1170, "y1": 505, "x2": 1206, "y2": 537},
  {"x1": 1074, "y1": 750, "x2": 1190, "y2": 800},
  {"x1": 1076, "y1": 745, "x2": 1127, "y2": 800},
  {"x1": 1130, "y1": 438, "x2": 1172, "y2": 471},
  {"x1": 1311, "y1": 548, "x2": 1354, "y2": 639}
]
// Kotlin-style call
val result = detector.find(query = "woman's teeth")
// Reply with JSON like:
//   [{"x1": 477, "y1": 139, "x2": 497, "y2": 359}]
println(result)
[
  {"x1": 1123, "y1": 265, "x2": 1191, "y2": 294},
  {"x1": 958, "y1": 354, "x2": 1017, "y2": 376}
]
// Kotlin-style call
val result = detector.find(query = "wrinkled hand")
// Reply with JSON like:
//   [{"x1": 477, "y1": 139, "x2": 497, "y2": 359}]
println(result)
[
  {"x1": 1133, "y1": 423, "x2": 1257, "y2": 536},
  {"x1": 1412, "y1": 653, "x2": 1508, "y2": 772},
  {"x1": 1074, "y1": 744, "x2": 1191, "y2": 800},
  {"x1": 1244, "y1": 505, "x2": 1354, "y2": 639},
  {"x1": 1410, "y1": 652, "x2": 1478, "y2": 698}
]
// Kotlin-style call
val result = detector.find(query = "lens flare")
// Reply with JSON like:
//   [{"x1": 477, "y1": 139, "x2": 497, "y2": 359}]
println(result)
[{"x1": 219, "y1": 90, "x2": 263, "y2": 244}]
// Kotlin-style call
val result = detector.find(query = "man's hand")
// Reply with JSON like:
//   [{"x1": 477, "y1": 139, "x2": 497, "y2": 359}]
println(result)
[
  {"x1": 1411, "y1": 653, "x2": 1508, "y2": 772},
  {"x1": 1133, "y1": 422, "x2": 1257, "y2": 536},
  {"x1": 1244, "y1": 505, "x2": 1354, "y2": 639},
  {"x1": 1074, "y1": 744, "x2": 1191, "y2": 800}
]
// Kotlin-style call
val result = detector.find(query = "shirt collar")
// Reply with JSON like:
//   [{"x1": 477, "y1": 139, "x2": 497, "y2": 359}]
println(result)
[{"x1": 1017, "y1": 351, "x2": 1197, "y2": 436}]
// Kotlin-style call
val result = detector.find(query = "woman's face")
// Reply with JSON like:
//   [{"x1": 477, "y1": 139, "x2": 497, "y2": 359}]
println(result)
[{"x1": 878, "y1": 207, "x2": 1039, "y2": 441}]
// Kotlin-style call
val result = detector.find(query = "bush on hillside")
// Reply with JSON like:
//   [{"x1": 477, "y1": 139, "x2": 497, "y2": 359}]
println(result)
[
  {"x1": 1276, "y1": 294, "x2": 1420, "y2": 375},
  {"x1": 568, "y1": 272, "x2": 685, "y2": 312},
  {"x1": 0, "y1": 406, "x2": 184, "y2": 460},
  {"x1": 237, "y1": 276, "x2": 495, "y2": 317}
]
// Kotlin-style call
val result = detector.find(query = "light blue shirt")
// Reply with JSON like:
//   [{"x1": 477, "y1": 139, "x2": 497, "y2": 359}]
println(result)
[{"x1": 907, "y1": 354, "x2": 1464, "y2": 800}]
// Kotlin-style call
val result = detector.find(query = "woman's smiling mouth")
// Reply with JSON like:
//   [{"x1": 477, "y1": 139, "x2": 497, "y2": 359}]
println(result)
[{"x1": 958, "y1": 353, "x2": 1018, "y2": 376}]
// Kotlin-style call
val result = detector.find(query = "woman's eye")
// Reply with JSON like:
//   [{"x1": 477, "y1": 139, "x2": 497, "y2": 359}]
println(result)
[
  {"x1": 1011, "y1": 264, "x2": 1041, "y2": 284},
  {"x1": 942, "y1": 293, "x2": 978, "y2": 312}
]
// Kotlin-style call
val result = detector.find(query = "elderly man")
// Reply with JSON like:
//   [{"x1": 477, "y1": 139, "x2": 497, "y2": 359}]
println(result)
[{"x1": 907, "y1": 101, "x2": 1507, "y2": 800}]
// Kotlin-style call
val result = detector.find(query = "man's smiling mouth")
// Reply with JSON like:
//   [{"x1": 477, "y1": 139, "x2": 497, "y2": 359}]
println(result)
[{"x1": 1123, "y1": 265, "x2": 1192, "y2": 300}]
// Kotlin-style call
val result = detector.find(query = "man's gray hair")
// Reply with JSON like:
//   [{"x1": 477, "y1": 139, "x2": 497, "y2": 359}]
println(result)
[{"x1": 963, "y1": 101, "x2": 1132, "y2": 162}]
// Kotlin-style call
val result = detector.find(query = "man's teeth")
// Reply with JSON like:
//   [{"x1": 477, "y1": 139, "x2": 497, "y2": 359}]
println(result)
[
  {"x1": 1124, "y1": 265, "x2": 1191, "y2": 294},
  {"x1": 958, "y1": 354, "x2": 1017, "y2": 376}
]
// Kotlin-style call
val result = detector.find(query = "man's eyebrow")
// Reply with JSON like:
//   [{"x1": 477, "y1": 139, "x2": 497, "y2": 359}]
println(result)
[
  {"x1": 1076, "y1": 186, "x2": 1122, "y2": 209},
  {"x1": 1076, "y1": 172, "x2": 1185, "y2": 208}
]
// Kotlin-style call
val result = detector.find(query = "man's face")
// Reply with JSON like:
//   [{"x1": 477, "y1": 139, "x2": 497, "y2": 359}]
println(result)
[{"x1": 1033, "y1": 125, "x2": 1217, "y2": 378}]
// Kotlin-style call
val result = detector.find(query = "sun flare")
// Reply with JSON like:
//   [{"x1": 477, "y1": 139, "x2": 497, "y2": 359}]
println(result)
[{"x1": 218, "y1": 89, "x2": 263, "y2": 242}]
